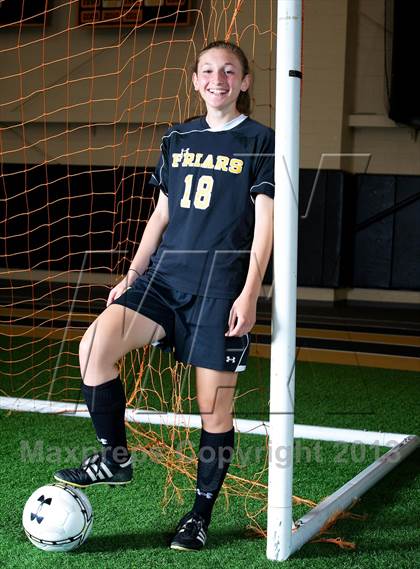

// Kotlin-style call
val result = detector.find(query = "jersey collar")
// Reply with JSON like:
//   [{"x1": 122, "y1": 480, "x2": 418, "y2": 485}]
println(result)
[{"x1": 202, "y1": 114, "x2": 248, "y2": 132}]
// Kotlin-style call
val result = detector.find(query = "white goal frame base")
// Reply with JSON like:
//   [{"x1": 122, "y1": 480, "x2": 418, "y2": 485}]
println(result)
[{"x1": 1, "y1": 396, "x2": 418, "y2": 560}]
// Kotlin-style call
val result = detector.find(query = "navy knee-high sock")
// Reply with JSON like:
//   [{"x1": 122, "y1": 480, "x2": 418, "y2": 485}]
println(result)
[
  {"x1": 192, "y1": 427, "x2": 235, "y2": 525},
  {"x1": 82, "y1": 376, "x2": 129, "y2": 464}
]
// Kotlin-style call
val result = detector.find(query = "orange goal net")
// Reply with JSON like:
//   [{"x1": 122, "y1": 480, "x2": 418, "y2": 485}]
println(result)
[{"x1": 0, "y1": 0, "x2": 337, "y2": 542}]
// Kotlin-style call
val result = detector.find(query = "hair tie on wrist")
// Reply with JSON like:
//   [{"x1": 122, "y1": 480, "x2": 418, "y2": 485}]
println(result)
[{"x1": 128, "y1": 268, "x2": 141, "y2": 277}]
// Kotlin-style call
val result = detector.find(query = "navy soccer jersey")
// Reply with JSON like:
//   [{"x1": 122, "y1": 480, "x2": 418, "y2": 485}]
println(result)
[{"x1": 148, "y1": 115, "x2": 275, "y2": 299}]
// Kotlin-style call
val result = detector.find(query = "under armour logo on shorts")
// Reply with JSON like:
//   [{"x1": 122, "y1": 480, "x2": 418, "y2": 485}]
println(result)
[{"x1": 226, "y1": 356, "x2": 236, "y2": 363}]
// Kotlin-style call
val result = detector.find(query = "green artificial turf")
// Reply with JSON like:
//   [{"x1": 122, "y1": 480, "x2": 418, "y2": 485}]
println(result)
[{"x1": 0, "y1": 336, "x2": 419, "y2": 568}]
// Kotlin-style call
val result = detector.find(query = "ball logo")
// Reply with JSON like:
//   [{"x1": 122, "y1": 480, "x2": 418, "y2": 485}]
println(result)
[
  {"x1": 23, "y1": 483, "x2": 93, "y2": 552},
  {"x1": 30, "y1": 495, "x2": 52, "y2": 524}
]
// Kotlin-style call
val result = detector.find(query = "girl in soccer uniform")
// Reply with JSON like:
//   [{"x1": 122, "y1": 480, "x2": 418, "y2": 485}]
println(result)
[{"x1": 54, "y1": 40, "x2": 274, "y2": 551}]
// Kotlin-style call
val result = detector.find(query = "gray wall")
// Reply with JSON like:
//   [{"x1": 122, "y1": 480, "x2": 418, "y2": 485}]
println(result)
[{"x1": 1, "y1": 0, "x2": 419, "y2": 173}]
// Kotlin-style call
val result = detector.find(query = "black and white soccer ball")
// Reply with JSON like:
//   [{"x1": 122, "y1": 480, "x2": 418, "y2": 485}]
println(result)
[{"x1": 22, "y1": 483, "x2": 93, "y2": 552}]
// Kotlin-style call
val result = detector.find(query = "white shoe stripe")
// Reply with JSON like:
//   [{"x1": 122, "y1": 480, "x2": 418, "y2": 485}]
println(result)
[
  {"x1": 196, "y1": 535, "x2": 205, "y2": 544},
  {"x1": 86, "y1": 467, "x2": 97, "y2": 482},
  {"x1": 101, "y1": 463, "x2": 113, "y2": 477},
  {"x1": 97, "y1": 470, "x2": 106, "y2": 480}
]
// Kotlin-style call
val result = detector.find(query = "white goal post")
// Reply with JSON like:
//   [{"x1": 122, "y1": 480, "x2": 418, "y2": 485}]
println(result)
[{"x1": 266, "y1": 0, "x2": 302, "y2": 560}]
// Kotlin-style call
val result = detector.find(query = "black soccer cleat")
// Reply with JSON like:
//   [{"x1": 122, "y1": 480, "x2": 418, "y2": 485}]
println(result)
[
  {"x1": 53, "y1": 453, "x2": 133, "y2": 488},
  {"x1": 170, "y1": 511, "x2": 208, "y2": 551}
]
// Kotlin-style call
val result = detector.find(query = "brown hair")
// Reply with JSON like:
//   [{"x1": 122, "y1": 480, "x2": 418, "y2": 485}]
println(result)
[{"x1": 193, "y1": 41, "x2": 252, "y2": 115}]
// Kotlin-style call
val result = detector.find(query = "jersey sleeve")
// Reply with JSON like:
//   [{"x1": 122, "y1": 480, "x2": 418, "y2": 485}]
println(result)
[
  {"x1": 249, "y1": 128, "x2": 275, "y2": 199},
  {"x1": 149, "y1": 129, "x2": 171, "y2": 196}
]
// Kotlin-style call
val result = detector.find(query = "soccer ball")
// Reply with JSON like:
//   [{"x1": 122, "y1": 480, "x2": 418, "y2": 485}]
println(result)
[{"x1": 22, "y1": 483, "x2": 93, "y2": 552}]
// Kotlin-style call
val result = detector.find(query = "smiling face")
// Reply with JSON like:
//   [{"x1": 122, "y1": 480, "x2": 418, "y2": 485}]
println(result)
[{"x1": 192, "y1": 47, "x2": 250, "y2": 116}]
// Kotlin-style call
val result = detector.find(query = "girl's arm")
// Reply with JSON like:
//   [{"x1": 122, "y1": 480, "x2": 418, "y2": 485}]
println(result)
[
  {"x1": 107, "y1": 190, "x2": 169, "y2": 305},
  {"x1": 226, "y1": 193, "x2": 274, "y2": 336},
  {"x1": 128, "y1": 190, "x2": 169, "y2": 278}
]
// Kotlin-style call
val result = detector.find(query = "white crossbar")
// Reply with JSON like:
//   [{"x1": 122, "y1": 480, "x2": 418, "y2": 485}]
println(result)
[{"x1": 0, "y1": 397, "x2": 412, "y2": 448}]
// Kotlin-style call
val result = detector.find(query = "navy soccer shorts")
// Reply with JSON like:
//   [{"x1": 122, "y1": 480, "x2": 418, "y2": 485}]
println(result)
[{"x1": 112, "y1": 273, "x2": 250, "y2": 373}]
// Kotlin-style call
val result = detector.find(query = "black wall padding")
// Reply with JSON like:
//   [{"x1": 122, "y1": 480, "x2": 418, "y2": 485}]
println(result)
[
  {"x1": 322, "y1": 171, "x2": 353, "y2": 287},
  {"x1": 392, "y1": 176, "x2": 420, "y2": 289},
  {"x1": 3, "y1": 163, "x2": 419, "y2": 291},
  {"x1": 297, "y1": 170, "x2": 351, "y2": 287},
  {"x1": 388, "y1": 1, "x2": 420, "y2": 127},
  {"x1": 298, "y1": 170, "x2": 326, "y2": 286},
  {"x1": 1, "y1": 164, "x2": 154, "y2": 271},
  {"x1": 353, "y1": 175, "x2": 395, "y2": 288}
]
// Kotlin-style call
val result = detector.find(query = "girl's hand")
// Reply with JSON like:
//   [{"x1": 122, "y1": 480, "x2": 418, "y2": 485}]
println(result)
[
  {"x1": 225, "y1": 292, "x2": 257, "y2": 337},
  {"x1": 106, "y1": 271, "x2": 138, "y2": 307}
]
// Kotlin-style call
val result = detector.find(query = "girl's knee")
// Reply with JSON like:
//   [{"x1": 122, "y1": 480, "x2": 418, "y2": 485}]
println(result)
[
  {"x1": 79, "y1": 324, "x2": 115, "y2": 369},
  {"x1": 201, "y1": 412, "x2": 233, "y2": 433},
  {"x1": 79, "y1": 330, "x2": 92, "y2": 368}
]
